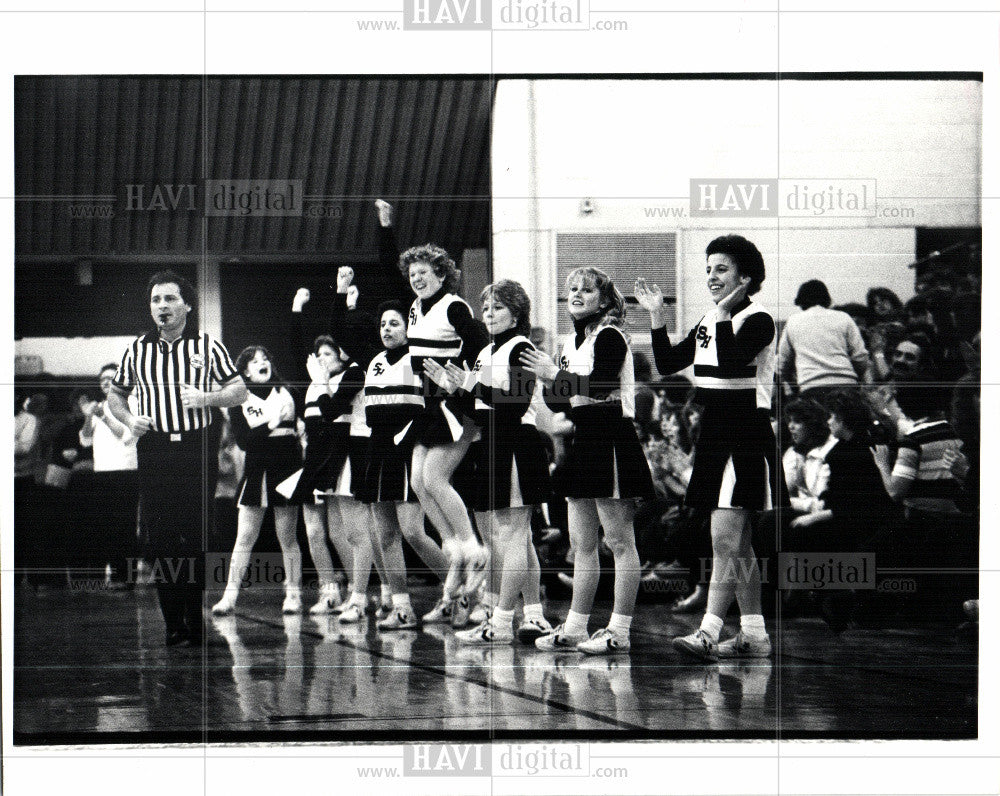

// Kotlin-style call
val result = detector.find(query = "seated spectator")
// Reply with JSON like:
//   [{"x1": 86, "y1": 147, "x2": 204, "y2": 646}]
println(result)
[
  {"x1": 866, "y1": 321, "x2": 907, "y2": 381},
  {"x1": 866, "y1": 287, "x2": 903, "y2": 326},
  {"x1": 778, "y1": 280, "x2": 871, "y2": 404},
  {"x1": 782, "y1": 398, "x2": 835, "y2": 514}
]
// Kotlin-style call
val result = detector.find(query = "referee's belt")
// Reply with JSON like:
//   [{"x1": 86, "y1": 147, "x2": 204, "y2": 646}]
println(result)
[{"x1": 147, "y1": 427, "x2": 210, "y2": 442}]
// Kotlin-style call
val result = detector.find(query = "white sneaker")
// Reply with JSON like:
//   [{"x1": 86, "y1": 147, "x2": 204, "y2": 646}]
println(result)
[
  {"x1": 377, "y1": 606, "x2": 418, "y2": 630},
  {"x1": 422, "y1": 597, "x2": 454, "y2": 624},
  {"x1": 211, "y1": 590, "x2": 238, "y2": 616},
  {"x1": 534, "y1": 623, "x2": 588, "y2": 651},
  {"x1": 309, "y1": 583, "x2": 342, "y2": 615},
  {"x1": 717, "y1": 631, "x2": 772, "y2": 659},
  {"x1": 517, "y1": 615, "x2": 554, "y2": 644},
  {"x1": 282, "y1": 591, "x2": 302, "y2": 614},
  {"x1": 338, "y1": 602, "x2": 365, "y2": 624},
  {"x1": 455, "y1": 618, "x2": 514, "y2": 646},
  {"x1": 577, "y1": 627, "x2": 630, "y2": 655},
  {"x1": 469, "y1": 603, "x2": 493, "y2": 624},
  {"x1": 672, "y1": 629, "x2": 719, "y2": 661}
]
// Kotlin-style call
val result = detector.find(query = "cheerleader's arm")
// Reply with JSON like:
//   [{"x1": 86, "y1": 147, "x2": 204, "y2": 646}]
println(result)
[
  {"x1": 447, "y1": 301, "x2": 491, "y2": 369},
  {"x1": 650, "y1": 325, "x2": 697, "y2": 375},
  {"x1": 315, "y1": 363, "x2": 366, "y2": 421}
]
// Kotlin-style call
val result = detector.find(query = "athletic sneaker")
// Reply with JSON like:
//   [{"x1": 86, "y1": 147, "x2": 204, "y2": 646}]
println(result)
[
  {"x1": 422, "y1": 597, "x2": 454, "y2": 624},
  {"x1": 331, "y1": 596, "x2": 353, "y2": 615},
  {"x1": 516, "y1": 615, "x2": 554, "y2": 644},
  {"x1": 469, "y1": 603, "x2": 493, "y2": 624},
  {"x1": 281, "y1": 591, "x2": 302, "y2": 614},
  {"x1": 374, "y1": 601, "x2": 393, "y2": 621},
  {"x1": 716, "y1": 631, "x2": 772, "y2": 659},
  {"x1": 577, "y1": 627, "x2": 630, "y2": 655},
  {"x1": 211, "y1": 590, "x2": 238, "y2": 616},
  {"x1": 455, "y1": 618, "x2": 514, "y2": 646},
  {"x1": 672, "y1": 629, "x2": 719, "y2": 661},
  {"x1": 377, "y1": 607, "x2": 419, "y2": 631},
  {"x1": 534, "y1": 623, "x2": 588, "y2": 651},
  {"x1": 450, "y1": 594, "x2": 473, "y2": 628},
  {"x1": 309, "y1": 583, "x2": 342, "y2": 615},
  {"x1": 338, "y1": 602, "x2": 365, "y2": 624}
]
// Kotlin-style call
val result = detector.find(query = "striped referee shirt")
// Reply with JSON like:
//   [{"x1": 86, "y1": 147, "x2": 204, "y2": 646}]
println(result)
[{"x1": 111, "y1": 327, "x2": 239, "y2": 433}]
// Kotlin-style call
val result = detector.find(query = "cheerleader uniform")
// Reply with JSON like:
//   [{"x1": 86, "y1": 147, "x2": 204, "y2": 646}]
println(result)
[
  {"x1": 230, "y1": 383, "x2": 303, "y2": 507},
  {"x1": 359, "y1": 346, "x2": 425, "y2": 503},
  {"x1": 467, "y1": 329, "x2": 552, "y2": 511},
  {"x1": 291, "y1": 362, "x2": 366, "y2": 503},
  {"x1": 650, "y1": 298, "x2": 788, "y2": 511},
  {"x1": 405, "y1": 286, "x2": 490, "y2": 447},
  {"x1": 545, "y1": 317, "x2": 655, "y2": 501}
]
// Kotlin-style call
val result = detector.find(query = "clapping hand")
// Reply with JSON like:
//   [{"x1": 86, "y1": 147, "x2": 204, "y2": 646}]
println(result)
[
  {"x1": 306, "y1": 353, "x2": 328, "y2": 384},
  {"x1": 519, "y1": 347, "x2": 559, "y2": 382},
  {"x1": 423, "y1": 359, "x2": 461, "y2": 394},
  {"x1": 336, "y1": 266, "x2": 354, "y2": 294}
]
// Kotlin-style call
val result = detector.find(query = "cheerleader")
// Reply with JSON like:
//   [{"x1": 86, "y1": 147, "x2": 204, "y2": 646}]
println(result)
[
  {"x1": 360, "y1": 300, "x2": 450, "y2": 630},
  {"x1": 424, "y1": 280, "x2": 554, "y2": 645},
  {"x1": 400, "y1": 244, "x2": 491, "y2": 627},
  {"x1": 211, "y1": 347, "x2": 304, "y2": 615},
  {"x1": 522, "y1": 268, "x2": 655, "y2": 655},
  {"x1": 290, "y1": 290, "x2": 365, "y2": 614},
  {"x1": 635, "y1": 234, "x2": 786, "y2": 660}
]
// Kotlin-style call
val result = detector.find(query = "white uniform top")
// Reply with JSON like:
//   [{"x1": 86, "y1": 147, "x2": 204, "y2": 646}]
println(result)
[
  {"x1": 303, "y1": 367, "x2": 355, "y2": 424},
  {"x1": 692, "y1": 301, "x2": 776, "y2": 409},
  {"x1": 407, "y1": 293, "x2": 468, "y2": 364},
  {"x1": 88, "y1": 396, "x2": 139, "y2": 472},
  {"x1": 364, "y1": 350, "x2": 424, "y2": 410},
  {"x1": 560, "y1": 324, "x2": 635, "y2": 419},
  {"x1": 471, "y1": 335, "x2": 537, "y2": 426}
]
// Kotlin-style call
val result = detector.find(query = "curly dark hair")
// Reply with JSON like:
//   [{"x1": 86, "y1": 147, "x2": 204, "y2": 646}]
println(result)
[
  {"x1": 398, "y1": 244, "x2": 461, "y2": 294},
  {"x1": 824, "y1": 387, "x2": 873, "y2": 440},
  {"x1": 235, "y1": 345, "x2": 282, "y2": 384},
  {"x1": 147, "y1": 269, "x2": 196, "y2": 307},
  {"x1": 783, "y1": 398, "x2": 830, "y2": 453},
  {"x1": 706, "y1": 235, "x2": 766, "y2": 295}
]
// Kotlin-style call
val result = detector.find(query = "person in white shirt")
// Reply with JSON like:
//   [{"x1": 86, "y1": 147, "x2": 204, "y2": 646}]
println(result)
[
  {"x1": 778, "y1": 280, "x2": 872, "y2": 404},
  {"x1": 79, "y1": 364, "x2": 140, "y2": 587}
]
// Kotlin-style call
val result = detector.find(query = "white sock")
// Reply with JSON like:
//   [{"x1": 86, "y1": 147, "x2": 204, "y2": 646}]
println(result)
[
  {"x1": 564, "y1": 610, "x2": 589, "y2": 636},
  {"x1": 740, "y1": 613, "x2": 767, "y2": 639},
  {"x1": 522, "y1": 602, "x2": 544, "y2": 621},
  {"x1": 699, "y1": 613, "x2": 724, "y2": 643},
  {"x1": 392, "y1": 593, "x2": 412, "y2": 610},
  {"x1": 492, "y1": 607, "x2": 515, "y2": 631},
  {"x1": 285, "y1": 586, "x2": 301, "y2": 597},
  {"x1": 607, "y1": 612, "x2": 632, "y2": 635},
  {"x1": 381, "y1": 584, "x2": 392, "y2": 602},
  {"x1": 351, "y1": 592, "x2": 367, "y2": 607}
]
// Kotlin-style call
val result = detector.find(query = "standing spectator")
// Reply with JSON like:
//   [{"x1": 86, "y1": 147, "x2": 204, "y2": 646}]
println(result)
[
  {"x1": 778, "y1": 280, "x2": 871, "y2": 404},
  {"x1": 107, "y1": 270, "x2": 247, "y2": 647},
  {"x1": 79, "y1": 364, "x2": 140, "y2": 587}
]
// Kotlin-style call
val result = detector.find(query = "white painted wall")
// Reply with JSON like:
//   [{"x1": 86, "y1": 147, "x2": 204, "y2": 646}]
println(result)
[{"x1": 492, "y1": 78, "x2": 981, "y2": 337}]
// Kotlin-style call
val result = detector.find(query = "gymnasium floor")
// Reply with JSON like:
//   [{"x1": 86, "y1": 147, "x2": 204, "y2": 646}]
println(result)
[{"x1": 13, "y1": 584, "x2": 977, "y2": 744}]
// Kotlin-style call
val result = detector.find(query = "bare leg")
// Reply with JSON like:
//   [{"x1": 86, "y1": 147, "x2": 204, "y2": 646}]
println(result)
[
  {"x1": 595, "y1": 498, "x2": 640, "y2": 618},
  {"x1": 521, "y1": 532, "x2": 543, "y2": 606},
  {"x1": 273, "y1": 506, "x2": 303, "y2": 591},
  {"x1": 567, "y1": 498, "x2": 601, "y2": 615},
  {"x1": 705, "y1": 508, "x2": 748, "y2": 621},
  {"x1": 338, "y1": 497, "x2": 374, "y2": 599},
  {"x1": 370, "y1": 503, "x2": 408, "y2": 595},
  {"x1": 733, "y1": 512, "x2": 761, "y2": 616},
  {"x1": 494, "y1": 507, "x2": 532, "y2": 613},
  {"x1": 397, "y1": 502, "x2": 448, "y2": 582},
  {"x1": 225, "y1": 505, "x2": 266, "y2": 594},
  {"x1": 326, "y1": 498, "x2": 354, "y2": 582},
  {"x1": 302, "y1": 503, "x2": 336, "y2": 587}
]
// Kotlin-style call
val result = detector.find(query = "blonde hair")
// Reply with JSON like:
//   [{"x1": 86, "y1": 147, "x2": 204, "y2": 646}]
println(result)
[{"x1": 566, "y1": 267, "x2": 628, "y2": 338}]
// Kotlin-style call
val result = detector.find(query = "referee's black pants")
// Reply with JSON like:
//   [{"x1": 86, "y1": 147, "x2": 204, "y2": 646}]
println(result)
[{"x1": 137, "y1": 429, "x2": 215, "y2": 641}]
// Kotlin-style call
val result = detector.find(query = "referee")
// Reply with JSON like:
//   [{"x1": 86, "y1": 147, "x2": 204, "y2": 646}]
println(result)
[{"x1": 108, "y1": 271, "x2": 247, "y2": 646}]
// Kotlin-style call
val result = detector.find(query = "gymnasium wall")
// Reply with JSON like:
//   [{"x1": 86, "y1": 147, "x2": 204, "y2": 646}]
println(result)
[{"x1": 492, "y1": 78, "x2": 982, "y2": 336}]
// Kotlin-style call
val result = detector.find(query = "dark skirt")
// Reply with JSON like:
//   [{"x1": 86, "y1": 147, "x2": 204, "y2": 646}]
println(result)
[
  {"x1": 684, "y1": 405, "x2": 789, "y2": 512},
  {"x1": 291, "y1": 422, "x2": 351, "y2": 503},
  {"x1": 238, "y1": 434, "x2": 304, "y2": 508},
  {"x1": 473, "y1": 418, "x2": 552, "y2": 511},
  {"x1": 408, "y1": 396, "x2": 477, "y2": 448},
  {"x1": 358, "y1": 427, "x2": 417, "y2": 504},
  {"x1": 329, "y1": 434, "x2": 368, "y2": 499},
  {"x1": 553, "y1": 403, "x2": 655, "y2": 501}
]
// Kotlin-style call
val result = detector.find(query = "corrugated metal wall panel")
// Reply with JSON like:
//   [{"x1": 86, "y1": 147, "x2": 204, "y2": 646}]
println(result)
[{"x1": 16, "y1": 76, "x2": 492, "y2": 260}]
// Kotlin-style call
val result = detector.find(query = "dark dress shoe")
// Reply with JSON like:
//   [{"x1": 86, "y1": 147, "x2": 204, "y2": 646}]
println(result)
[{"x1": 165, "y1": 630, "x2": 188, "y2": 647}]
